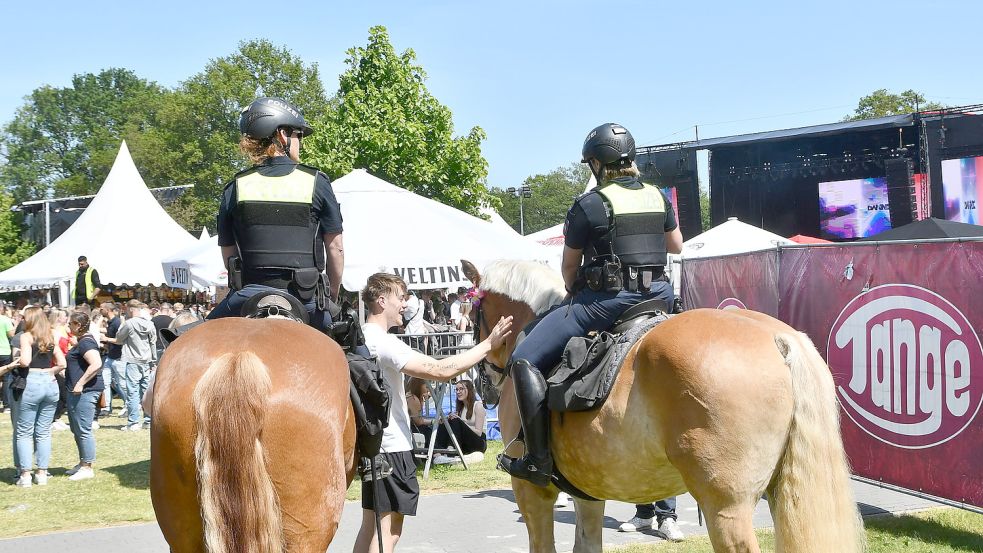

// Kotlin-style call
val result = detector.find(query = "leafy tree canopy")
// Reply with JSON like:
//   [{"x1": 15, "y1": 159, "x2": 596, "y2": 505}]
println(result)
[
  {"x1": 305, "y1": 26, "x2": 493, "y2": 216},
  {"x1": 0, "y1": 68, "x2": 169, "y2": 202},
  {"x1": 844, "y1": 89, "x2": 944, "y2": 121},
  {"x1": 0, "y1": 192, "x2": 35, "y2": 271},
  {"x1": 491, "y1": 163, "x2": 590, "y2": 235}
]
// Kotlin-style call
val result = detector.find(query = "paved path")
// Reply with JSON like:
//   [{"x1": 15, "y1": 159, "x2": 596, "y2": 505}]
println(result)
[{"x1": 0, "y1": 479, "x2": 944, "y2": 553}]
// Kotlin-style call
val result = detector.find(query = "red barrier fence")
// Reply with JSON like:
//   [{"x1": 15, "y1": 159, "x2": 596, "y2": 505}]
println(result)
[{"x1": 682, "y1": 240, "x2": 983, "y2": 509}]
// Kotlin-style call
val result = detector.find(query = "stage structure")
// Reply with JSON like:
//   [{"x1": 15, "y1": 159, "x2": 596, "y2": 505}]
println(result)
[{"x1": 638, "y1": 105, "x2": 983, "y2": 241}]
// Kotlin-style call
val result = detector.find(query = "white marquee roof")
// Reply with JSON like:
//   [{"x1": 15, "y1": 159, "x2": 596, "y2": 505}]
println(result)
[{"x1": 0, "y1": 142, "x2": 198, "y2": 291}]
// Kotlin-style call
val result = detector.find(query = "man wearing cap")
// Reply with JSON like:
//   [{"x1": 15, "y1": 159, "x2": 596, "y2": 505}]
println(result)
[
  {"x1": 208, "y1": 97, "x2": 344, "y2": 333},
  {"x1": 73, "y1": 256, "x2": 102, "y2": 307}
]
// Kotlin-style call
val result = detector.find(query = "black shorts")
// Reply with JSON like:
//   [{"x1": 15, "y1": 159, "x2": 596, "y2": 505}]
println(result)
[{"x1": 361, "y1": 450, "x2": 419, "y2": 516}]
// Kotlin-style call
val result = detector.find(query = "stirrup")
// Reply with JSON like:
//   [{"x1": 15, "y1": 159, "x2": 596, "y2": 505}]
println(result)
[{"x1": 497, "y1": 453, "x2": 552, "y2": 487}]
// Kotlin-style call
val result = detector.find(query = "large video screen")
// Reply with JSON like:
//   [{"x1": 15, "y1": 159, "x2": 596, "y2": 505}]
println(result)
[
  {"x1": 818, "y1": 177, "x2": 892, "y2": 239},
  {"x1": 941, "y1": 156, "x2": 983, "y2": 224}
]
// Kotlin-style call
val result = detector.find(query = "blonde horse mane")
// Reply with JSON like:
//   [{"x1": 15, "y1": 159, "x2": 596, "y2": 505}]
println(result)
[{"x1": 478, "y1": 260, "x2": 566, "y2": 315}]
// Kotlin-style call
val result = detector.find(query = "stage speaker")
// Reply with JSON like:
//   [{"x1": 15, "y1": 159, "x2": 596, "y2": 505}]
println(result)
[
  {"x1": 884, "y1": 158, "x2": 915, "y2": 227},
  {"x1": 672, "y1": 171, "x2": 702, "y2": 239}
]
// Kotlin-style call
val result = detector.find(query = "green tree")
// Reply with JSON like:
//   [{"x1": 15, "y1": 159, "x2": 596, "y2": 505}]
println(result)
[
  {"x1": 700, "y1": 187, "x2": 710, "y2": 232},
  {"x1": 0, "y1": 192, "x2": 35, "y2": 270},
  {"x1": 306, "y1": 26, "x2": 493, "y2": 215},
  {"x1": 844, "y1": 89, "x2": 944, "y2": 121},
  {"x1": 492, "y1": 163, "x2": 589, "y2": 234},
  {"x1": 140, "y1": 39, "x2": 330, "y2": 230},
  {"x1": 0, "y1": 68, "x2": 169, "y2": 202}
]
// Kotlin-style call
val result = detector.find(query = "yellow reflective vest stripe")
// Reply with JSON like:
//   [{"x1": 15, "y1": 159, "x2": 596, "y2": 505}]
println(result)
[
  {"x1": 597, "y1": 182, "x2": 666, "y2": 215},
  {"x1": 73, "y1": 267, "x2": 95, "y2": 300},
  {"x1": 236, "y1": 169, "x2": 316, "y2": 204}
]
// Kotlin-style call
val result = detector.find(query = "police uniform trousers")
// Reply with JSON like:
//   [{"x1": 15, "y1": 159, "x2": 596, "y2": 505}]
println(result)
[
  {"x1": 207, "y1": 283, "x2": 332, "y2": 334},
  {"x1": 511, "y1": 280, "x2": 673, "y2": 372}
]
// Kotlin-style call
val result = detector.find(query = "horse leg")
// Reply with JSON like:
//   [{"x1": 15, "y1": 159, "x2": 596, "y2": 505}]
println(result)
[
  {"x1": 572, "y1": 498, "x2": 605, "y2": 553},
  {"x1": 702, "y1": 502, "x2": 760, "y2": 553},
  {"x1": 514, "y1": 479, "x2": 560, "y2": 553}
]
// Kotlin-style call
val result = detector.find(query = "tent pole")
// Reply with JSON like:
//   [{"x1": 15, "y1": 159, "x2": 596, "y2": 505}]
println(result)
[{"x1": 358, "y1": 291, "x2": 365, "y2": 324}]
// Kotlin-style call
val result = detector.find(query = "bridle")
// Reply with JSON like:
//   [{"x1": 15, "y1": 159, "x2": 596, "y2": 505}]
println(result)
[{"x1": 471, "y1": 294, "x2": 511, "y2": 400}]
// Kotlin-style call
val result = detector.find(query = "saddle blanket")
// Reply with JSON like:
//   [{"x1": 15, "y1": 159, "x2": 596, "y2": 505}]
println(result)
[{"x1": 546, "y1": 313, "x2": 670, "y2": 412}]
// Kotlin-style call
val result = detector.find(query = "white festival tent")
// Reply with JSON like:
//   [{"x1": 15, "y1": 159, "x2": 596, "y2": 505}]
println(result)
[
  {"x1": 0, "y1": 142, "x2": 199, "y2": 300},
  {"x1": 679, "y1": 217, "x2": 794, "y2": 259},
  {"x1": 161, "y1": 234, "x2": 227, "y2": 290},
  {"x1": 334, "y1": 169, "x2": 553, "y2": 291}
]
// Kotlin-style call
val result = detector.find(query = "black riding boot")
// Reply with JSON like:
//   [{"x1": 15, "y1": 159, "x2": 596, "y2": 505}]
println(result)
[{"x1": 498, "y1": 359, "x2": 552, "y2": 487}]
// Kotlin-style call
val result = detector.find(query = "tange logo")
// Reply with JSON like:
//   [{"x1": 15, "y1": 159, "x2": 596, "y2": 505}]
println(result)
[{"x1": 827, "y1": 284, "x2": 982, "y2": 449}]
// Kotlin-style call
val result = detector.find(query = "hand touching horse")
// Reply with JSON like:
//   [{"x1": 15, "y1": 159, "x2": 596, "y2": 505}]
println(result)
[
  {"x1": 467, "y1": 259, "x2": 863, "y2": 553},
  {"x1": 149, "y1": 318, "x2": 357, "y2": 553}
]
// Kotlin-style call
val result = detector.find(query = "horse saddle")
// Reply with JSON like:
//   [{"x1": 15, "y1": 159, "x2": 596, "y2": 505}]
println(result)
[
  {"x1": 546, "y1": 298, "x2": 671, "y2": 413},
  {"x1": 242, "y1": 290, "x2": 309, "y2": 323}
]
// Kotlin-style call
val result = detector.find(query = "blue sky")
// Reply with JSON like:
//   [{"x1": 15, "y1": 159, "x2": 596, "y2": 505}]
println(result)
[{"x1": 4, "y1": 1, "x2": 981, "y2": 192}]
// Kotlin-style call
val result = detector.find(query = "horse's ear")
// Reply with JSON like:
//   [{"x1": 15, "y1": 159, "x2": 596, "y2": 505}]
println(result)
[{"x1": 461, "y1": 259, "x2": 480, "y2": 287}]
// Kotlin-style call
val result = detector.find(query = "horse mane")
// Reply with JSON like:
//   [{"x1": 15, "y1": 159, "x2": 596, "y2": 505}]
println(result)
[{"x1": 478, "y1": 260, "x2": 566, "y2": 315}]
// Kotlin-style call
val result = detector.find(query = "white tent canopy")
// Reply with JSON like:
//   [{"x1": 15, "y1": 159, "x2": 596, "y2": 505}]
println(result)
[
  {"x1": 0, "y1": 142, "x2": 198, "y2": 292},
  {"x1": 679, "y1": 217, "x2": 794, "y2": 259},
  {"x1": 335, "y1": 170, "x2": 552, "y2": 291},
  {"x1": 161, "y1": 235, "x2": 227, "y2": 290}
]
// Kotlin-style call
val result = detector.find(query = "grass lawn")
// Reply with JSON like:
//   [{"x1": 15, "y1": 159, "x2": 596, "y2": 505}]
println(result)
[{"x1": 0, "y1": 400, "x2": 511, "y2": 538}]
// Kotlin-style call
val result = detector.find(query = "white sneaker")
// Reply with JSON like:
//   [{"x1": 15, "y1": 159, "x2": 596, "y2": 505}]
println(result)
[
  {"x1": 66, "y1": 463, "x2": 82, "y2": 476},
  {"x1": 120, "y1": 423, "x2": 142, "y2": 432},
  {"x1": 658, "y1": 518, "x2": 685, "y2": 542},
  {"x1": 432, "y1": 454, "x2": 461, "y2": 465},
  {"x1": 68, "y1": 466, "x2": 95, "y2": 481},
  {"x1": 619, "y1": 516, "x2": 653, "y2": 532},
  {"x1": 34, "y1": 471, "x2": 48, "y2": 486},
  {"x1": 51, "y1": 420, "x2": 69, "y2": 431},
  {"x1": 462, "y1": 452, "x2": 484, "y2": 464},
  {"x1": 15, "y1": 473, "x2": 32, "y2": 488},
  {"x1": 554, "y1": 492, "x2": 570, "y2": 508},
  {"x1": 91, "y1": 420, "x2": 100, "y2": 430}
]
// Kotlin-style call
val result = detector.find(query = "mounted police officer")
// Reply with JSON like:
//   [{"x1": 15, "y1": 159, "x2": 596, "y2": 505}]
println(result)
[
  {"x1": 208, "y1": 97, "x2": 345, "y2": 333},
  {"x1": 499, "y1": 123, "x2": 684, "y2": 486}
]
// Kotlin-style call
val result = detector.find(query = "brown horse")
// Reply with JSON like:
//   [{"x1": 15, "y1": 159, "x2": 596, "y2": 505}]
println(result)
[
  {"x1": 466, "y1": 259, "x2": 864, "y2": 553},
  {"x1": 149, "y1": 318, "x2": 356, "y2": 553}
]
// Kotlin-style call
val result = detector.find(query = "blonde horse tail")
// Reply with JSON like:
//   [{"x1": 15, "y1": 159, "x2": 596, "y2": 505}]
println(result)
[
  {"x1": 193, "y1": 352, "x2": 283, "y2": 553},
  {"x1": 769, "y1": 332, "x2": 866, "y2": 553}
]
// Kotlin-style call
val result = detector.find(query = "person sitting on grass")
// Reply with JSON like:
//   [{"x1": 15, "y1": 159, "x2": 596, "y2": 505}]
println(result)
[{"x1": 433, "y1": 379, "x2": 487, "y2": 465}]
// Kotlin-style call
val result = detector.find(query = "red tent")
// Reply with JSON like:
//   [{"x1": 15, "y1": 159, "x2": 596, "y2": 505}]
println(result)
[{"x1": 788, "y1": 234, "x2": 832, "y2": 244}]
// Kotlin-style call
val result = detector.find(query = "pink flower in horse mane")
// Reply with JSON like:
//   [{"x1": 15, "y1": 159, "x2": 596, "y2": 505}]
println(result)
[{"x1": 465, "y1": 287, "x2": 485, "y2": 307}]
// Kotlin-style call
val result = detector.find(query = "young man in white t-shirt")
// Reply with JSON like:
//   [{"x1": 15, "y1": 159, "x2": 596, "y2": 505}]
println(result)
[{"x1": 354, "y1": 273, "x2": 512, "y2": 553}]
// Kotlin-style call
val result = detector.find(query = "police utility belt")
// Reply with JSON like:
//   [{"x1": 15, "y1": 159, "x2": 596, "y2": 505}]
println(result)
[
  {"x1": 581, "y1": 261, "x2": 666, "y2": 293},
  {"x1": 228, "y1": 257, "x2": 329, "y2": 309}
]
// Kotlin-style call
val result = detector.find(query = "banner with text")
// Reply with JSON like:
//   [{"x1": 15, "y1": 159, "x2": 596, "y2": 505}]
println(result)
[{"x1": 680, "y1": 242, "x2": 983, "y2": 508}]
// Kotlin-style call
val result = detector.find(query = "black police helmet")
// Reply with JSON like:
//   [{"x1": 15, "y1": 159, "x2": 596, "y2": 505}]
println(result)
[
  {"x1": 581, "y1": 123, "x2": 635, "y2": 167},
  {"x1": 239, "y1": 97, "x2": 314, "y2": 139}
]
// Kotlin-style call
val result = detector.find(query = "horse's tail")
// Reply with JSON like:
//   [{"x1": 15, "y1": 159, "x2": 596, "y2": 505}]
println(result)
[
  {"x1": 193, "y1": 352, "x2": 283, "y2": 553},
  {"x1": 769, "y1": 332, "x2": 865, "y2": 553}
]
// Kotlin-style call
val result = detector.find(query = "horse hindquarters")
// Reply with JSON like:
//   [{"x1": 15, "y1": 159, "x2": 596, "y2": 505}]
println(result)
[
  {"x1": 194, "y1": 352, "x2": 283, "y2": 553},
  {"x1": 767, "y1": 333, "x2": 864, "y2": 553}
]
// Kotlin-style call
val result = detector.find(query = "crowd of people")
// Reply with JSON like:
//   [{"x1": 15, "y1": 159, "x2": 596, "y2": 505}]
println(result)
[{"x1": 0, "y1": 299, "x2": 206, "y2": 487}]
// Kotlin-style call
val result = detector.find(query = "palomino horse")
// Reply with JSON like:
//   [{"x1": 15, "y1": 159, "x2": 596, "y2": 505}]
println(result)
[
  {"x1": 466, "y1": 259, "x2": 864, "y2": 553},
  {"x1": 150, "y1": 318, "x2": 356, "y2": 553}
]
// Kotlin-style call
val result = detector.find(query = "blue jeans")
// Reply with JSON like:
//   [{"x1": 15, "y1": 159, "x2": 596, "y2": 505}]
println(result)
[
  {"x1": 636, "y1": 497, "x2": 677, "y2": 522},
  {"x1": 125, "y1": 362, "x2": 151, "y2": 426},
  {"x1": 106, "y1": 358, "x2": 127, "y2": 407},
  {"x1": 208, "y1": 284, "x2": 332, "y2": 334},
  {"x1": 511, "y1": 279, "x2": 675, "y2": 371},
  {"x1": 15, "y1": 371, "x2": 59, "y2": 471},
  {"x1": 3, "y1": 372, "x2": 20, "y2": 469},
  {"x1": 67, "y1": 389, "x2": 100, "y2": 463}
]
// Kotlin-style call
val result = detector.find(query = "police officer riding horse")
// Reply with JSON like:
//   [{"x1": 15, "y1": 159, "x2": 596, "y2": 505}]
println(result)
[
  {"x1": 498, "y1": 123, "x2": 684, "y2": 486},
  {"x1": 208, "y1": 97, "x2": 345, "y2": 331}
]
